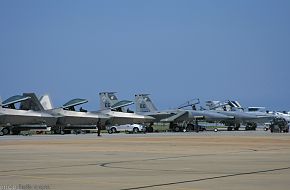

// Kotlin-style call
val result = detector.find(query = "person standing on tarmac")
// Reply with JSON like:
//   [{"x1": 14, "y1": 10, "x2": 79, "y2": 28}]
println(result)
[{"x1": 97, "y1": 119, "x2": 101, "y2": 136}]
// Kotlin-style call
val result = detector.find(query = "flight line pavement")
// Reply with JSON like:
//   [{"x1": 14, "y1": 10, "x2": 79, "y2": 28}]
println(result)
[{"x1": 0, "y1": 131, "x2": 290, "y2": 190}]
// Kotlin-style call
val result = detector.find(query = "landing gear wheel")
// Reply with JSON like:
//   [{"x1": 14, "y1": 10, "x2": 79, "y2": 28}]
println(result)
[
  {"x1": 271, "y1": 125, "x2": 281, "y2": 133},
  {"x1": 174, "y1": 126, "x2": 180, "y2": 132},
  {"x1": 133, "y1": 127, "x2": 139, "y2": 133},
  {"x1": 186, "y1": 124, "x2": 194, "y2": 132},
  {"x1": 252, "y1": 123, "x2": 257, "y2": 131},
  {"x1": 0, "y1": 131, "x2": 4, "y2": 136},
  {"x1": 246, "y1": 123, "x2": 257, "y2": 131},
  {"x1": 234, "y1": 123, "x2": 240, "y2": 131},
  {"x1": 2, "y1": 127, "x2": 10, "y2": 135},
  {"x1": 53, "y1": 127, "x2": 61, "y2": 134},
  {"x1": 146, "y1": 126, "x2": 153, "y2": 133},
  {"x1": 111, "y1": 127, "x2": 117, "y2": 133},
  {"x1": 11, "y1": 128, "x2": 20, "y2": 135}
]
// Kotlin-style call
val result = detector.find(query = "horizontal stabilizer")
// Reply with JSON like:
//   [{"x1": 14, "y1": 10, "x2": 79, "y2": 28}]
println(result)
[{"x1": 228, "y1": 101, "x2": 242, "y2": 108}]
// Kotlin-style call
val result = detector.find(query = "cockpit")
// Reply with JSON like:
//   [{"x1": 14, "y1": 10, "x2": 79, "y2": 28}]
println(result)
[{"x1": 62, "y1": 98, "x2": 88, "y2": 112}]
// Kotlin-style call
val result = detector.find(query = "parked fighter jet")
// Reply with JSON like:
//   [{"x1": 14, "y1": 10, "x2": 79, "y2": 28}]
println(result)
[
  {"x1": 205, "y1": 100, "x2": 275, "y2": 130},
  {"x1": 0, "y1": 94, "x2": 57, "y2": 136},
  {"x1": 270, "y1": 111, "x2": 290, "y2": 123},
  {"x1": 247, "y1": 107, "x2": 290, "y2": 123},
  {"x1": 135, "y1": 94, "x2": 233, "y2": 132},
  {"x1": 29, "y1": 93, "x2": 110, "y2": 134},
  {"x1": 96, "y1": 92, "x2": 154, "y2": 126},
  {"x1": 248, "y1": 107, "x2": 290, "y2": 132}
]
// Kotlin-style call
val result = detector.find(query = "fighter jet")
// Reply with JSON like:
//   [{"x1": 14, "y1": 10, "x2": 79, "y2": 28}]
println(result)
[
  {"x1": 95, "y1": 92, "x2": 154, "y2": 126},
  {"x1": 205, "y1": 100, "x2": 275, "y2": 130},
  {"x1": 248, "y1": 107, "x2": 290, "y2": 122},
  {"x1": 135, "y1": 94, "x2": 233, "y2": 132},
  {"x1": 0, "y1": 94, "x2": 57, "y2": 136},
  {"x1": 28, "y1": 93, "x2": 110, "y2": 134},
  {"x1": 270, "y1": 111, "x2": 290, "y2": 123}
]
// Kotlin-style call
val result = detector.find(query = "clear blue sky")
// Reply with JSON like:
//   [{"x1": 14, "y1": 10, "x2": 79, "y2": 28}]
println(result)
[{"x1": 0, "y1": 0, "x2": 289, "y2": 111}]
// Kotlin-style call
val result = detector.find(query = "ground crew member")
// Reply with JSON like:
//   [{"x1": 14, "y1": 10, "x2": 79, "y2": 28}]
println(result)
[{"x1": 97, "y1": 119, "x2": 101, "y2": 136}]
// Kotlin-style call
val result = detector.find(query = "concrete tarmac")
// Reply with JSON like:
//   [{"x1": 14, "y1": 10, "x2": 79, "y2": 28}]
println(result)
[{"x1": 0, "y1": 131, "x2": 290, "y2": 190}]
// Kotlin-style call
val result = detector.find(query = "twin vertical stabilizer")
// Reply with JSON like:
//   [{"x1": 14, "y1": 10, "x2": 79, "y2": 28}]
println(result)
[{"x1": 135, "y1": 94, "x2": 157, "y2": 113}]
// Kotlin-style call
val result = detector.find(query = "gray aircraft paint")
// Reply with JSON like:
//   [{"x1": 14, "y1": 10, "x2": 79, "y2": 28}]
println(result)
[
  {"x1": 39, "y1": 94, "x2": 109, "y2": 127},
  {"x1": 97, "y1": 92, "x2": 154, "y2": 125},
  {"x1": 0, "y1": 94, "x2": 57, "y2": 135},
  {"x1": 206, "y1": 100, "x2": 275, "y2": 126},
  {"x1": 135, "y1": 94, "x2": 233, "y2": 123}
]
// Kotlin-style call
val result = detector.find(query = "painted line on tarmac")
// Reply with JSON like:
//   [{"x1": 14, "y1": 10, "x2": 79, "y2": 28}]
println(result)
[
  {"x1": 120, "y1": 166, "x2": 290, "y2": 190},
  {"x1": 98, "y1": 148, "x2": 287, "y2": 172},
  {"x1": 0, "y1": 147, "x2": 285, "y2": 175}
]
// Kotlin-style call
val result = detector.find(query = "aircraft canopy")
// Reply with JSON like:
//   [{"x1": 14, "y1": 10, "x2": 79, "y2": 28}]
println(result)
[
  {"x1": 111, "y1": 100, "x2": 134, "y2": 110},
  {"x1": 62, "y1": 98, "x2": 88, "y2": 109},
  {"x1": 2, "y1": 95, "x2": 31, "y2": 106}
]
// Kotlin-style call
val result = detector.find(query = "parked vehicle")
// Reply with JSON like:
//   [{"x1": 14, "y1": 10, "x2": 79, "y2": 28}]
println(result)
[{"x1": 107, "y1": 124, "x2": 146, "y2": 134}]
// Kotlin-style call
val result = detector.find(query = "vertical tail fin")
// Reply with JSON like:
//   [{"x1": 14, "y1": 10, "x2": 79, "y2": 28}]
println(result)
[
  {"x1": 39, "y1": 95, "x2": 53, "y2": 110},
  {"x1": 228, "y1": 100, "x2": 242, "y2": 108},
  {"x1": 227, "y1": 100, "x2": 244, "y2": 111},
  {"x1": 99, "y1": 92, "x2": 119, "y2": 110},
  {"x1": 20, "y1": 93, "x2": 45, "y2": 111},
  {"x1": 135, "y1": 94, "x2": 157, "y2": 113}
]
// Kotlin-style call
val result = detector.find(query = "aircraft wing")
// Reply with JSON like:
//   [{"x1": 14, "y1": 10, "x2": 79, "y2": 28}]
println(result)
[
  {"x1": 62, "y1": 98, "x2": 88, "y2": 109},
  {"x1": 111, "y1": 100, "x2": 134, "y2": 110},
  {"x1": 160, "y1": 111, "x2": 189, "y2": 122}
]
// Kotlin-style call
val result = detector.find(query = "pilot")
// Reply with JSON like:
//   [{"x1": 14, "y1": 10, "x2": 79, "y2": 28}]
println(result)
[
  {"x1": 127, "y1": 108, "x2": 134, "y2": 113},
  {"x1": 79, "y1": 107, "x2": 87, "y2": 112},
  {"x1": 223, "y1": 106, "x2": 227, "y2": 111},
  {"x1": 192, "y1": 104, "x2": 196, "y2": 110}
]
